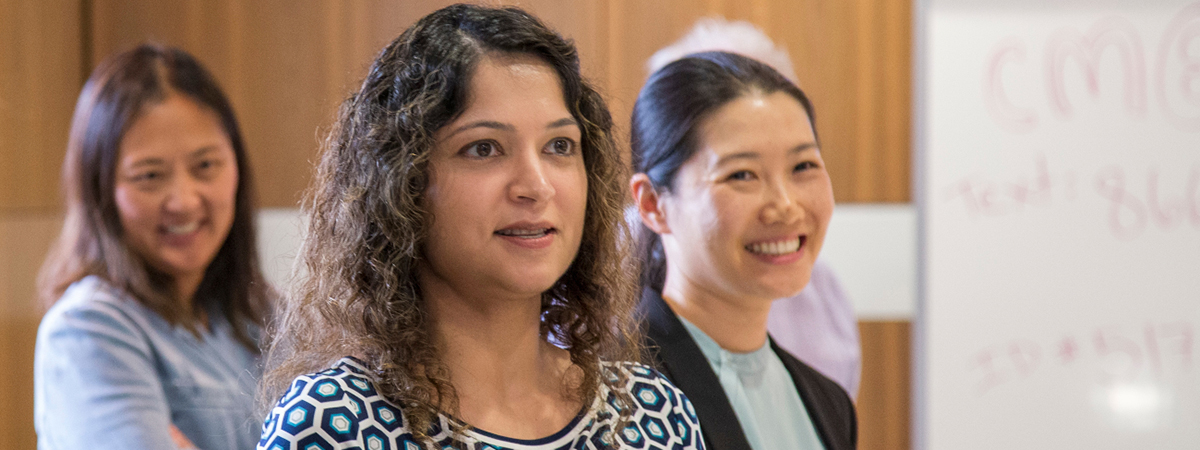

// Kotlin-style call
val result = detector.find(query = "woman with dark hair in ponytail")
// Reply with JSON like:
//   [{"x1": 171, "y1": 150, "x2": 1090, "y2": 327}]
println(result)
[
  {"x1": 34, "y1": 44, "x2": 270, "y2": 450},
  {"x1": 630, "y1": 52, "x2": 857, "y2": 450}
]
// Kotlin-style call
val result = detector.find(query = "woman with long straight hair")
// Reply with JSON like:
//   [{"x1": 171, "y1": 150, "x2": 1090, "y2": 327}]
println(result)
[
  {"x1": 257, "y1": 5, "x2": 703, "y2": 450},
  {"x1": 630, "y1": 52, "x2": 857, "y2": 450},
  {"x1": 35, "y1": 44, "x2": 270, "y2": 450}
]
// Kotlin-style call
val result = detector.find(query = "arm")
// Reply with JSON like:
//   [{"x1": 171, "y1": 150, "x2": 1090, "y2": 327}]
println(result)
[{"x1": 34, "y1": 299, "x2": 182, "y2": 450}]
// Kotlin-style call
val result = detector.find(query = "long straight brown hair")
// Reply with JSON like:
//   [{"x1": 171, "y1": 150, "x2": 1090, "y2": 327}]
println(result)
[{"x1": 38, "y1": 43, "x2": 269, "y2": 348}]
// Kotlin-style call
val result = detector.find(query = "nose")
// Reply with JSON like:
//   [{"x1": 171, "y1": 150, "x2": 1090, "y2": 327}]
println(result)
[
  {"x1": 508, "y1": 150, "x2": 554, "y2": 204},
  {"x1": 759, "y1": 178, "x2": 801, "y2": 224},
  {"x1": 163, "y1": 175, "x2": 204, "y2": 215}
]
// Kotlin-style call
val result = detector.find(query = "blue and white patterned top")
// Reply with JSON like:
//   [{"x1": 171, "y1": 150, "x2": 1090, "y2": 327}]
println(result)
[{"x1": 258, "y1": 357, "x2": 706, "y2": 450}]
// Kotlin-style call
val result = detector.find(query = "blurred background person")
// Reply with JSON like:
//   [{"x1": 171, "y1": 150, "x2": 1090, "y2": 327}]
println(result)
[
  {"x1": 34, "y1": 44, "x2": 270, "y2": 450},
  {"x1": 646, "y1": 17, "x2": 862, "y2": 399}
]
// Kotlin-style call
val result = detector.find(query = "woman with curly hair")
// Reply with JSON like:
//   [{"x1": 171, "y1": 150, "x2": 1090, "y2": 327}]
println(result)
[{"x1": 257, "y1": 5, "x2": 704, "y2": 449}]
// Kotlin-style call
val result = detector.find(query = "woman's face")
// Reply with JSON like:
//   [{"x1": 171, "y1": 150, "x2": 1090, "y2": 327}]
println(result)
[
  {"x1": 114, "y1": 93, "x2": 239, "y2": 288},
  {"x1": 421, "y1": 54, "x2": 587, "y2": 302},
  {"x1": 655, "y1": 91, "x2": 833, "y2": 305}
]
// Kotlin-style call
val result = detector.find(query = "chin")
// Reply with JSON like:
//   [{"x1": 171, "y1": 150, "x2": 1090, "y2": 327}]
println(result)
[
  {"x1": 156, "y1": 257, "x2": 210, "y2": 278},
  {"x1": 754, "y1": 277, "x2": 811, "y2": 301},
  {"x1": 504, "y1": 275, "x2": 565, "y2": 299}
]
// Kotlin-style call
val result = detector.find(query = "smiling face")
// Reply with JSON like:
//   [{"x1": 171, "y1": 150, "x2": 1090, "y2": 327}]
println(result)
[
  {"x1": 114, "y1": 93, "x2": 239, "y2": 292},
  {"x1": 653, "y1": 90, "x2": 834, "y2": 305},
  {"x1": 420, "y1": 53, "x2": 587, "y2": 303}
]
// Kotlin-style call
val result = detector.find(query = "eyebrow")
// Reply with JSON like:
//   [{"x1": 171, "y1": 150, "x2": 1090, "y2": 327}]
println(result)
[
  {"x1": 547, "y1": 117, "x2": 578, "y2": 129},
  {"x1": 443, "y1": 117, "x2": 579, "y2": 140},
  {"x1": 188, "y1": 145, "x2": 222, "y2": 158},
  {"x1": 125, "y1": 145, "x2": 223, "y2": 169},
  {"x1": 715, "y1": 142, "x2": 818, "y2": 166}
]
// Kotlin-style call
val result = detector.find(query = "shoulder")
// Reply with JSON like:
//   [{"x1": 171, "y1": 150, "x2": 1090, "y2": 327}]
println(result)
[
  {"x1": 605, "y1": 361, "x2": 694, "y2": 415},
  {"x1": 37, "y1": 276, "x2": 153, "y2": 349},
  {"x1": 259, "y1": 357, "x2": 411, "y2": 450},
  {"x1": 602, "y1": 361, "x2": 705, "y2": 449},
  {"x1": 775, "y1": 348, "x2": 853, "y2": 406}
]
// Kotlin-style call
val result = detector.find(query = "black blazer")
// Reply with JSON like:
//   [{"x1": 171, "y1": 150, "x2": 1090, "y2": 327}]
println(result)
[{"x1": 639, "y1": 289, "x2": 857, "y2": 450}]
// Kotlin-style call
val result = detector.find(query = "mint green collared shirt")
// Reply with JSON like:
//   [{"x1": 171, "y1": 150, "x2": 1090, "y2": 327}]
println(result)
[{"x1": 679, "y1": 316, "x2": 826, "y2": 450}]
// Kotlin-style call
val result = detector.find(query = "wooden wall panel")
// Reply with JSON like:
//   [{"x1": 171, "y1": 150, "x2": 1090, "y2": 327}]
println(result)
[
  {"x1": 0, "y1": 213, "x2": 64, "y2": 449},
  {"x1": 91, "y1": 0, "x2": 345, "y2": 208},
  {"x1": 859, "y1": 320, "x2": 912, "y2": 450},
  {"x1": 0, "y1": 1, "x2": 80, "y2": 445},
  {"x1": 754, "y1": 0, "x2": 912, "y2": 202},
  {"x1": 589, "y1": 0, "x2": 912, "y2": 202},
  {"x1": 0, "y1": 0, "x2": 81, "y2": 211},
  {"x1": 89, "y1": 0, "x2": 911, "y2": 206},
  {"x1": 87, "y1": 0, "x2": 633, "y2": 208}
]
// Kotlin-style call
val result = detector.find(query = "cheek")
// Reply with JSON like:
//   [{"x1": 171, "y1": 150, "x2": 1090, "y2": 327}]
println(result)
[
  {"x1": 217, "y1": 169, "x2": 240, "y2": 209},
  {"x1": 808, "y1": 179, "x2": 836, "y2": 228},
  {"x1": 113, "y1": 186, "x2": 154, "y2": 230},
  {"x1": 563, "y1": 165, "x2": 589, "y2": 219},
  {"x1": 667, "y1": 191, "x2": 734, "y2": 262},
  {"x1": 699, "y1": 191, "x2": 747, "y2": 245},
  {"x1": 423, "y1": 170, "x2": 490, "y2": 243},
  {"x1": 212, "y1": 187, "x2": 238, "y2": 222}
]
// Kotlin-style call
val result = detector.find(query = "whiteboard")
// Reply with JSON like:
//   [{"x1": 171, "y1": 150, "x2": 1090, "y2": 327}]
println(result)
[{"x1": 918, "y1": 1, "x2": 1200, "y2": 449}]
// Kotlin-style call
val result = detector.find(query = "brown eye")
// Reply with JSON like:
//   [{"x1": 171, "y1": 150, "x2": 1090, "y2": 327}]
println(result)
[
  {"x1": 794, "y1": 161, "x2": 818, "y2": 172},
  {"x1": 727, "y1": 170, "x2": 755, "y2": 181},
  {"x1": 547, "y1": 138, "x2": 575, "y2": 156},
  {"x1": 463, "y1": 141, "x2": 500, "y2": 158}
]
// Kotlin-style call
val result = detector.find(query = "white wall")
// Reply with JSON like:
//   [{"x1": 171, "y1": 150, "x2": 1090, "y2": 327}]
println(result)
[{"x1": 257, "y1": 204, "x2": 919, "y2": 319}]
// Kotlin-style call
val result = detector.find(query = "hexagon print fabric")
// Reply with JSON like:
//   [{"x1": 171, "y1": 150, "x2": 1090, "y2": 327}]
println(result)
[{"x1": 258, "y1": 357, "x2": 705, "y2": 450}]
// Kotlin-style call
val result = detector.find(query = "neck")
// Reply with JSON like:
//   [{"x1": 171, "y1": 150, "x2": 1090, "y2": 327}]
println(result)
[
  {"x1": 421, "y1": 272, "x2": 580, "y2": 439},
  {"x1": 174, "y1": 273, "x2": 203, "y2": 314},
  {"x1": 660, "y1": 272, "x2": 773, "y2": 353}
]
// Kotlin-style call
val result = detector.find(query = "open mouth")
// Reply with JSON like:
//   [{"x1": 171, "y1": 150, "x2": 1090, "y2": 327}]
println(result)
[
  {"x1": 495, "y1": 227, "x2": 556, "y2": 239},
  {"x1": 745, "y1": 236, "x2": 804, "y2": 256},
  {"x1": 163, "y1": 222, "x2": 200, "y2": 235}
]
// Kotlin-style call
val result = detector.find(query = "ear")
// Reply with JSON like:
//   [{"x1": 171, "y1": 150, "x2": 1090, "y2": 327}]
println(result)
[{"x1": 630, "y1": 173, "x2": 671, "y2": 234}]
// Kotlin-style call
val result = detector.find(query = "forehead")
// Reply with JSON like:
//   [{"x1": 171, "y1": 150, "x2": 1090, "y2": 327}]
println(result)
[
  {"x1": 119, "y1": 94, "x2": 231, "y2": 160},
  {"x1": 458, "y1": 54, "x2": 569, "y2": 118},
  {"x1": 695, "y1": 91, "x2": 814, "y2": 159}
]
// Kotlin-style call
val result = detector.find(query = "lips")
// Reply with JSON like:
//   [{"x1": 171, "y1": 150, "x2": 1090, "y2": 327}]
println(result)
[
  {"x1": 745, "y1": 235, "x2": 804, "y2": 256},
  {"x1": 158, "y1": 219, "x2": 207, "y2": 247},
  {"x1": 164, "y1": 221, "x2": 200, "y2": 235},
  {"x1": 494, "y1": 222, "x2": 558, "y2": 250},
  {"x1": 495, "y1": 227, "x2": 556, "y2": 238}
]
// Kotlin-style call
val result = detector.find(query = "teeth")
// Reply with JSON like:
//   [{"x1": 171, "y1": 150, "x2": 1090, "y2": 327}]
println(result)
[
  {"x1": 746, "y1": 237, "x2": 801, "y2": 256},
  {"x1": 496, "y1": 228, "x2": 551, "y2": 238},
  {"x1": 165, "y1": 222, "x2": 199, "y2": 235}
]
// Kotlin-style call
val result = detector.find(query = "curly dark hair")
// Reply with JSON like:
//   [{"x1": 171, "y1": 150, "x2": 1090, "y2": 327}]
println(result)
[{"x1": 260, "y1": 4, "x2": 640, "y2": 442}]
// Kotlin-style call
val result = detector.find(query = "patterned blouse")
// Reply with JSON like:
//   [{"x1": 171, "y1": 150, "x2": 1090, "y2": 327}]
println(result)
[{"x1": 258, "y1": 357, "x2": 706, "y2": 450}]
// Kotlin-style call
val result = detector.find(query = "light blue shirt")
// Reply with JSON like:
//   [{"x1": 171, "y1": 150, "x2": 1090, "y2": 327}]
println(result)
[
  {"x1": 34, "y1": 276, "x2": 261, "y2": 450},
  {"x1": 679, "y1": 316, "x2": 826, "y2": 450}
]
